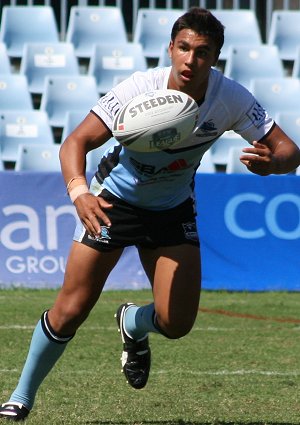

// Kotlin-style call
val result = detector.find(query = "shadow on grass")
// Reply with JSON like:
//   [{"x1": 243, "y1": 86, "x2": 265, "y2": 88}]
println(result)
[{"x1": 85, "y1": 421, "x2": 300, "y2": 425}]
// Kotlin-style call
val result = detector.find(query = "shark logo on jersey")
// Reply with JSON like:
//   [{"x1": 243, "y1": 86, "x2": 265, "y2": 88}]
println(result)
[
  {"x1": 88, "y1": 226, "x2": 111, "y2": 244},
  {"x1": 196, "y1": 119, "x2": 218, "y2": 137}
]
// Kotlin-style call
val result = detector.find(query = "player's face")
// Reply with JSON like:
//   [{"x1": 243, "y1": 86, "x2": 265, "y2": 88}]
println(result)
[{"x1": 168, "y1": 29, "x2": 219, "y2": 101}]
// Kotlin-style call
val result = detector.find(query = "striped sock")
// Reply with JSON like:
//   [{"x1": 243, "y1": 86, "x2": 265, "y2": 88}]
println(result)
[{"x1": 9, "y1": 311, "x2": 74, "y2": 410}]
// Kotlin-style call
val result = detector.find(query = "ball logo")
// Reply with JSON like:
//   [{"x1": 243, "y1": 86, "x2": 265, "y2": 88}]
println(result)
[{"x1": 149, "y1": 128, "x2": 181, "y2": 150}]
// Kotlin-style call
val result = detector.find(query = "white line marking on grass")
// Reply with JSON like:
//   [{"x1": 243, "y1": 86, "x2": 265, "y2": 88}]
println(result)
[{"x1": 154, "y1": 369, "x2": 300, "y2": 377}]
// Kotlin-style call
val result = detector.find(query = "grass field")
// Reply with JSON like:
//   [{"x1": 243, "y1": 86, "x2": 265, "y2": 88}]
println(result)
[{"x1": 0, "y1": 289, "x2": 300, "y2": 425}]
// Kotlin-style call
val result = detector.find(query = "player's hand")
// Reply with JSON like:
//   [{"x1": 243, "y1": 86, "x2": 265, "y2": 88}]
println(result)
[
  {"x1": 73, "y1": 193, "x2": 113, "y2": 237},
  {"x1": 240, "y1": 141, "x2": 276, "y2": 176}
]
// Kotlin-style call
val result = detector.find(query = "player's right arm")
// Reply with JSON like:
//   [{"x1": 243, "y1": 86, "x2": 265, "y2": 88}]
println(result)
[{"x1": 59, "y1": 112, "x2": 113, "y2": 237}]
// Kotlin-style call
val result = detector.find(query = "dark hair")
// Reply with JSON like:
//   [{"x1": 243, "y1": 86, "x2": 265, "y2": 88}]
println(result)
[{"x1": 171, "y1": 7, "x2": 225, "y2": 52}]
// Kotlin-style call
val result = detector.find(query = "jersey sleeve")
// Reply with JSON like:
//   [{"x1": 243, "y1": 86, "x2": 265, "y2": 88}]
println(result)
[{"x1": 227, "y1": 82, "x2": 274, "y2": 144}]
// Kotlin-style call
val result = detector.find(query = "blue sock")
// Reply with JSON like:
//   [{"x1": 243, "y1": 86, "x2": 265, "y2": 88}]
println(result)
[
  {"x1": 9, "y1": 311, "x2": 74, "y2": 410},
  {"x1": 124, "y1": 303, "x2": 160, "y2": 340}
]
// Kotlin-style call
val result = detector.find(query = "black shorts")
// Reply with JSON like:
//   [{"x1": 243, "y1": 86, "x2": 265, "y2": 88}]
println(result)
[{"x1": 73, "y1": 189, "x2": 200, "y2": 252}]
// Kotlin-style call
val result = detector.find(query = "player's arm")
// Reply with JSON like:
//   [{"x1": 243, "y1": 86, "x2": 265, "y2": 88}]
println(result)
[
  {"x1": 59, "y1": 112, "x2": 113, "y2": 236},
  {"x1": 240, "y1": 123, "x2": 300, "y2": 176}
]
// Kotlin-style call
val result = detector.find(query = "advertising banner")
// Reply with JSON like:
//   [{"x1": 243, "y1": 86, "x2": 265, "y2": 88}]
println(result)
[{"x1": 1, "y1": 171, "x2": 300, "y2": 291}]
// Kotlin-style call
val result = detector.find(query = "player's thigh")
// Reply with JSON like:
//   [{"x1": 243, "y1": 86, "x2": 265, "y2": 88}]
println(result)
[
  {"x1": 49, "y1": 241, "x2": 123, "y2": 333},
  {"x1": 139, "y1": 244, "x2": 201, "y2": 334}
]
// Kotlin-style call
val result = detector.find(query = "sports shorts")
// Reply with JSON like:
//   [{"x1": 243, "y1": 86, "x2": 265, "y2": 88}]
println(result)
[{"x1": 73, "y1": 184, "x2": 200, "y2": 252}]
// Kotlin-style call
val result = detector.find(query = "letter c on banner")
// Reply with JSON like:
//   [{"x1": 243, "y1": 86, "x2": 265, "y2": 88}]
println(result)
[{"x1": 224, "y1": 193, "x2": 265, "y2": 239}]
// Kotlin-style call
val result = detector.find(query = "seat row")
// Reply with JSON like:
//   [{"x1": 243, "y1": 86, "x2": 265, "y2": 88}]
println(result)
[
  {"x1": 1, "y1": 108, "x2": 300, "y2": 173},
  {"x1": 1, "y1": 72, "x2": 300, "y2": 128},
  {"x1": 0, "y1": 40, "x2": 148, "y2": 96},
  {"x1": 2, "y1": 39, "x2": 300, "y2": 92},
  {"x1": 1, "y1": 6, "x2": 300, "y2": 62}
]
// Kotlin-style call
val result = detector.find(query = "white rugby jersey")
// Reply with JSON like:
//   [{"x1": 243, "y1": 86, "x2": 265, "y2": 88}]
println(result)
[{"x1": 91, "y1": 66, "x2": 274, "y2": 210}]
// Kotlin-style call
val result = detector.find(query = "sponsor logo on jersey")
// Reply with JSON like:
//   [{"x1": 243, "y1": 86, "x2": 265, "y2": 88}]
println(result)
[
  {"x1": 130, "y1": 157, "x2": 191, "y2": 177},
  {"x1": 247, "y1": 101, "x2": 266, "y2": 128}
]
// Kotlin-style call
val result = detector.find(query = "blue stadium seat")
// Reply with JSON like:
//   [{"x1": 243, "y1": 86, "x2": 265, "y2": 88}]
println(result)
[
  {"x1": 292, "y1": 46, "x2": 300, "y2": 78},
  {"x1": 61, "y1": 110, "x2": 88, "y2": 143},
  {"x1": 133, "y1": 8, "x2": 185, "y2": 59},
  {"x1": 20, "y1": 42, "x2": 80, "y2": 95},
  {"x1": 275, "y1": 112, "x2": 300, "y2": 148},
  {"x1": 0, "y1": 42, "x2": 11, "y2": 74},
  {"x1": 88, "y1": 42, "x2": 147, "y2": 95},
  {"x1": 224, "y1": 44, "x2": 285, "y2": 90},
  {"x1": 268, "y1": 10, "x2": 300, "y2": 61},
  {"x1": 158, "y1": 44, "x2": 171, "y2": 67},
  {"x1": 15, "y1": 143, "x2": 61, "y2": 171},
  {"x1": 211, "y1": 9, "x2": 262, "y2": 61},
  {"x1": 0, "y1": 6, "x2": 59, "y2": 58},
  {"x1": 226, "y1": 146, "x2": 253, "y2": 174},
  {"x1": 196, "y1": 150, "x2": 216, "y2": 173},
  {"x1": 66, "y1": 6, "x2": 127, "y2": 59},
  {"x1": 250, "y1": 77, "x2": 300, "y2": 118},
  {"x1": 0, "y1": 74, "x2": 33, "y2": 110},
  {"x1": 0, "y1": 110, "x2": 54, "y2": 162},
  {"x1": 40, "y1": 75, "x2": 99, "y2": 127},
  {"x1": 210, "y1": 131, "x2": 249, "y2": 166}
]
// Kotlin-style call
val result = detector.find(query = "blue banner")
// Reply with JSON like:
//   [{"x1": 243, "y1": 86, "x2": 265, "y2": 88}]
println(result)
[
  {"x1": 195, "y1": 173, "x2": 300, "y2": 291},
  {"x1": 0, "y1": 171, "x2": 300, "y2": 291}
]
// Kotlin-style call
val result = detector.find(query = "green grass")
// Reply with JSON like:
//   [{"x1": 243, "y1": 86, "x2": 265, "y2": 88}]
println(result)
[{"x1": 1, "y1": 289, "x2": 300, "y2": 424}]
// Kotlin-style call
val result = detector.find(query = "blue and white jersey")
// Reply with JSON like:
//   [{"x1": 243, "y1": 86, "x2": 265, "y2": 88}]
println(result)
[{"x1": 91, "y1": 67, "x2": 274, "y2": 210}]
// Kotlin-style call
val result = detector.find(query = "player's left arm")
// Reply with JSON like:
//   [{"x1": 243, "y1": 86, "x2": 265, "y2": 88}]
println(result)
[{"x1": 240, "y1": 123, "x2": 300, "y2": 175}]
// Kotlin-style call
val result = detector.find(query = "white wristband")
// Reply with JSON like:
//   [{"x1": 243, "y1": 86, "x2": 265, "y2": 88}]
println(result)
[{"x1": 69, "y1": 184, "x2": 89, "y2": 203}]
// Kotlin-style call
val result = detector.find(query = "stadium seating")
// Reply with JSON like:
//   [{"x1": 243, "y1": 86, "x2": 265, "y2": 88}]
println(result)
[
  {"x1": 267, "y1": 10, "x2": 300, "y2": 61},
  {"x1": 250, "y1": 77, "x2": 300, "y2": 118},
  {"x1": 66, "y1": 6, "x2": 128, "y2": 59},
  {"x1": 275, "y1": 112, "x2": 300, "y2": 148},
  {"x1": 0, "y1": 6, "x2": 59, "y2": 58},
  {"x1": 0, "y1": 110, "x2": 54, "y2": 162},
  {"x1": 224, "y1": 44, "x2": 285, "y2": 90},
  {"x1": 210, "y1": 131, "x2": 249, "y2": 166},
  {"x1": 133, "y1": 8, "x2": 184, "y2": 59},
  {"x1": 158, "y1": 44, "x2": 171, "y2": 67},
  {"x1": 40, "y1": 75, "x2": 99, "y2": 128},
  {"x1": 88, "y1": 42, "x2": 147, "y2": 95},
  {"x1": 14, "y1": 143, "x2": 61, "y2": 171},
  {"x1": 0, "y1": 74, "x2": 33, "y2": 110},
  {"x1": 226, "y1": 146, "x2": 253, "y2": 174},
  {"x1": 61, "y1": 110, "x2": 87, "y2": 143},
  {"x1": 196, "y1": 150, "x2": 216, "y2": 173},
  {"x1": 211, "y1": 9, "x2": 262, "y2": 61},
  {"x1": 292, "y1": 46, "x2": 300, "y2": 78},
  {"x1": 20, "y1": 42, "x2": 80, "y2": 95},
  {"x1": 0, "y1": 42, "x2": 11, "y2": 74}
]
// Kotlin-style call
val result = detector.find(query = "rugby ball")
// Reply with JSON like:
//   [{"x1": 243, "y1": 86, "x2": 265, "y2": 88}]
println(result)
[{"x1": 112, "y1": 89, "x2": 198, "y2": 152}]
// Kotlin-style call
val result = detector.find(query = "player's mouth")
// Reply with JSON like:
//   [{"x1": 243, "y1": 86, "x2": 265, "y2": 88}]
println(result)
[{"x1": 181, "y1": 70, "x2": 194, "y2": 81}]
